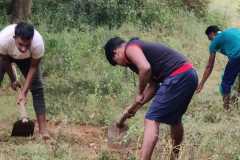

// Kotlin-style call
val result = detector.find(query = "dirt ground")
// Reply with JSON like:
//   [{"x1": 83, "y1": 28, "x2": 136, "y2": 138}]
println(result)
[{"x1": 0, "y1": 119, "x2": 140, "y2": 159}]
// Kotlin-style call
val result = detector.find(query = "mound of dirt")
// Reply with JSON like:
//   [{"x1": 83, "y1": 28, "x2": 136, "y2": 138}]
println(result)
[{"x1": 46, "y1": 121, "x2": 106, "y2": 150}]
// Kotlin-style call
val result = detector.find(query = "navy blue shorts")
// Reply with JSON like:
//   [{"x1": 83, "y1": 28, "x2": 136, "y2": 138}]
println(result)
[{"x1": 145, "y1": 69, "x2": 198, "y2": 125}]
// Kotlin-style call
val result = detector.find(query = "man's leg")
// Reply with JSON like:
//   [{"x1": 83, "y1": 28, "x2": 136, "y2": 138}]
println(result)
[
  {"x1": 223, "y1": 94, "x2": 230, "y2": 110},
  {"x1": 0, "y1": 55, "x2": 12, "y2": 86},
  {"x1": 170, "y1": 122, "x2": 184, "y2": 159},
  {"x1": 0, "y1": 56, "x2": 7, "y2": 85},
  {"x1": 237, "y1": 74, "x2": 240, "y2": 97},
  {"x1": 221, "y1": 59, "x2": 240, "y2": 110},
  {"x1": 15, "y1": 59, "x2": 48, "y2": 138},
  {"x1": 140, "y1": 119, "x2": 160, "y2": 160},
  {"x1": 31, "y1": 76, "x2": 48, "y2": 138}
]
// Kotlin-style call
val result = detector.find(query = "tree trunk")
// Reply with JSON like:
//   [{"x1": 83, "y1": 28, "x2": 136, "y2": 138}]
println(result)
[{"x1": 8, "y1": 0, "x2": 32, "y2": 23}]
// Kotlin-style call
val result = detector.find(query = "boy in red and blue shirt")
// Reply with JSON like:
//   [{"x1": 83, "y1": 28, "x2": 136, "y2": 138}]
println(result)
[{"x1": 104, "y1": 37, "x2": 198, "y2": 160}]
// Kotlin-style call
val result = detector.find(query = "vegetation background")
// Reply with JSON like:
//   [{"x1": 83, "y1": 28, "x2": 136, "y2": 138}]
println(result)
[{"x1": 0, "y1": 0, "x2": 240, "y2": 159}]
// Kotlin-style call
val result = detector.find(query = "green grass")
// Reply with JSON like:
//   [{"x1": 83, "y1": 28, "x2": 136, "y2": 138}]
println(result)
[{"x1": 209, "y1": 0, "x2": 240, "y2": 26}]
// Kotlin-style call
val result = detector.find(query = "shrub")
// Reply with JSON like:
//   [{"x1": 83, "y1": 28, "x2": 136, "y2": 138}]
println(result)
[{"x1": 182, "y1": 0, "x2": 210, "y2": 17}]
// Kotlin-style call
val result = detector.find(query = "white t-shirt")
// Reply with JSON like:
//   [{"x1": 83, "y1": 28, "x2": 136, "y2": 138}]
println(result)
[{"x1": 0, "y1": 24, "x2": 44, "y2": 59}]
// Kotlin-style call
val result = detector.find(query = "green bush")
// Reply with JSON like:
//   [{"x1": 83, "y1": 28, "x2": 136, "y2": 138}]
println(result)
[
  {"x1": 31, "y1": 0, "x2": 143, "y2": 30},
  {"x1": 72, "y1": 0, "x2": 144, "y2": 28},
  {"x1": 204, "y1": 10, "x2": 228, "y2": 28},
  {"x1": 182, "y1": 0, "x2": 209, "y2": 17},
  {"x1": 30, "y1": 0, "x2": 210, "y2": 31}
]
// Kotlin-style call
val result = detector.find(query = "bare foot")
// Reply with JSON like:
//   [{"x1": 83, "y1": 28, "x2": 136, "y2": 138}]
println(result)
[
  {"x1": 231, "y1": 95, "x2": 238, "y2": 105},
  {"x1": 170, "y1": 147, "x2": 180, "y2": 160},
  {"x1": 39, "y1": 130, "x2": 50, "y2": 141},
  {"x1": 223, "y1": 95, "x2": 230, "y2": 111}
]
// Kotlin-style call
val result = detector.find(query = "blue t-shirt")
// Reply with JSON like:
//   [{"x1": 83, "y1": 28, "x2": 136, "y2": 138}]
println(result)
[{"x1": 209, "y1": 28, "x2": 240, "y2": 59}]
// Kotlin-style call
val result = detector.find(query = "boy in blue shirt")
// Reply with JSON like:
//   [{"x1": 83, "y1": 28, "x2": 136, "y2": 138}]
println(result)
[{"x1": 197, "y1": 25, "x2": 240, "y2": 110}]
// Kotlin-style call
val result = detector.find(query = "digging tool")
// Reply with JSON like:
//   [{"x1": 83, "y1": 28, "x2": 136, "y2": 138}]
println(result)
[
  {"x1": 107, "y1": 102, "x2": 142, "y2": 148},
  {"x1": 11, "y1": 100, "x2": 35, "y2": 137},
  {"x1": 11, "y1": 64, "x2": 35, "y2": 137}
]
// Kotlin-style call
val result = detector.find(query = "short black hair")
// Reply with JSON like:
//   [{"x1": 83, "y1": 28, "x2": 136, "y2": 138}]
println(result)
[
  {"x1": 15, "y1": 22, "x2": 34, "y2": 40},
  {"x1": 104, "y1": 37, "x2": 125, "y2": 66},
  {"x1": 205, "y1": 25, "x2": 221, "y2": 35}
]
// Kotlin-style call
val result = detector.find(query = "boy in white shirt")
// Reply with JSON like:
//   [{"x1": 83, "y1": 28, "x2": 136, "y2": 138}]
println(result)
[{"x1": 0, "y1": 22, "x2": 48, "y2": 138}]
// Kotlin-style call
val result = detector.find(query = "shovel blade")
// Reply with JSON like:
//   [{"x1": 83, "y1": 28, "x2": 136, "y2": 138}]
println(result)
[
  {"x1": 11, "y1": 119, "x2": 35, "y2": 137},
  {"x1": 107, "y1": 122, "x2": 128, "y2": 149}
]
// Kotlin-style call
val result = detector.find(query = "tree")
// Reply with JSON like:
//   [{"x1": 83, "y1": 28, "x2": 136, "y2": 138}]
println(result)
[{"x1": 7, "y1": 0, "x2": 32, "y2": 23}]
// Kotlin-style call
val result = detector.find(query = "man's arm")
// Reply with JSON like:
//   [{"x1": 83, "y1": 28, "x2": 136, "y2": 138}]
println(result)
[
  {"x1": 196, "y1": 54, "x2": 216, "y2": 93},
  {"x1": 0, "y1": 56, "x2": 21, "y2": 90},
  {"x1": 5, "y1": 62, "x2": 17, "y2": 83},
  {"x1": 141, "y1": 80, "x2": 158, "y2": 104},
  {"x1": 126, "y1": 45, "x2": 151, "y2": 97},
  {"x1": 8, "y1": 64, "x2": 21, "y2": 90},
  {"x1": 126, "y1": 80, "x2": 158, "y2": 116},
  {"x1": 18, "y1": 58, "x2": 41, "y2": 103}
]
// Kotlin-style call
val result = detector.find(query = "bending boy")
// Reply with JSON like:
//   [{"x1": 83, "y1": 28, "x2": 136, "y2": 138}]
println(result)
[
  {"x1": 0, "y1": 22, "x2": 48, "y2": 138},
  {"x1": 104, "y1": 37, "x2": 198, "y2": 159}
]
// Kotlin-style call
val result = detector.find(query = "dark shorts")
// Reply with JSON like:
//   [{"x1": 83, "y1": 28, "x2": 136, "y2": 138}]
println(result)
[{"x1": 145, "y1": 68, "x2": 198, "y2": 125}]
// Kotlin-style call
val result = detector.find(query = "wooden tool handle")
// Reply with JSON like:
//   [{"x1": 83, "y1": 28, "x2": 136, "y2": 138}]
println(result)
[
  {"x1": 116, "y1": 112, "x2": 129, "y2": 128},
  {"x1": 13, "y1": 65, "x2": 28, "y2": 122},
  {"x1": 18, "y1": 100, "x2": 28, "y2": 122},
  {"x1": 116, "y1": 102, "x2": 141, "y2": 127}
]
